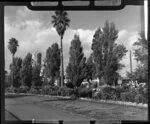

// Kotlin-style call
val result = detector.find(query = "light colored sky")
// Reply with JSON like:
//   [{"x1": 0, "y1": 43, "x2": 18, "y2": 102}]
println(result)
[{"x1": 4, "y1": 5, "x2": 144, "y2": 77}]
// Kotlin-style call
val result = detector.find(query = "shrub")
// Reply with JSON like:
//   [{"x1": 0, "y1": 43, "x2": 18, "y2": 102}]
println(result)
[
  {"x1": 95, "y1": 90, "x2": 103, "y2": 99},
  {"x1": 66, "y1": 82, "x2": 74, "y2": 89},
  {"x1": 49, "y1": 90, "x2": 58, "y2": 96},
  {"x1": 5, "y1": 87, "x2": 17, "y2": 93},
  {"x1": 77, "y1": 88, "x2": 92, "y2": 98},
  {"x1": 70, "y1": 94, "x2": 77, "y2": 100},
  {"x1": 29, "y1": 86, "x2": 41, "y2": 94},
  {"x1": 135, "y1": 94, "x2": 146, "y2": 104},
  {"x1": 121, "y1": 92, "x2": 131, "y2": 102},
  {"x1": 17, "y1": 86, "x2": 29, "y2": 93},
  {"x1": 101, "y1": 86, "x2": 116, "y2": 100},
  {"x1": 134, "y1": 86, "x2": 148, "y2": 104},
  {"x1": 58, "y1": 87, "x2": 74, "y2": 96},
  {"x1": 120, "y1": 90, "x2": 137, "y2": 102},
  {"x1": 122, "y1": 85, "x2": 130, "y2": 92},
  {"x1": 51, "y1": 86, "x2": 59, "y2": 91},
  {"x1": 93, "y1": 86, "x2": 124, "y2": 101},
  {"x1": 41, "y1": 85, "x2": 53, "y2": 94},
  {"x1": 114, "y1": 86, "x2": 125, "y2": 100}
]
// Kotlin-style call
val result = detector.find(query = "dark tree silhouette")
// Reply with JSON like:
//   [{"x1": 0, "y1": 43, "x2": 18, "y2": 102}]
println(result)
[
  {"x1": 45, "y1": 43, "x2": 60, "y2": 86},
  {"x1": 66, "y1": 34, "x2": 88, "y2": 88},
  {"x1": 92, "y1": 21, "x2": 127, "y2": 85},
  {"x1": 8, "y1": 38, "x2": 19, "y2": 88},
  {"x1": 9, "y1": 57, "x2": 22, "y2": 88},
  {"x1": 51, "y1": 11, "x2": 70, "y2": 87},
  {"x1": 21, "y1": 53, "x2": 32, "y2": 87}
]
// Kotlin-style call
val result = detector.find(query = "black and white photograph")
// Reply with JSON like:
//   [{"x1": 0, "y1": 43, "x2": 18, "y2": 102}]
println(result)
[{"x1": 4, "y1": 1, "x2": 148, "y2": 124}]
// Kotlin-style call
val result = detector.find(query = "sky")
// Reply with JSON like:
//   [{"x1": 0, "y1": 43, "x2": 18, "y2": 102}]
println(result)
[{"x1": 4, "y1": 5, "x2": 144, "y2": 77}]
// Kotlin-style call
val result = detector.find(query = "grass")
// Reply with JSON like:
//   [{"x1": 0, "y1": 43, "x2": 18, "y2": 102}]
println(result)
[
  {"x1": 48, "y1": 99, "x2": 147, "y2": 120},
  {"x1": 5, "y1": 93, "x2": 148, "y2": 122}
]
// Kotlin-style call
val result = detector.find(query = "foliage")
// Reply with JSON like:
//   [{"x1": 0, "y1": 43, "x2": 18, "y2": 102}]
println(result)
[
  {"x1": 37, "y1": 52, "x2": 42, "y2": 66},
  {"x1": 91, "y1": 21, "x2": 127, "y2": 85},
  {"x1": 29, "y1": 86, "x2": 41, "y2": 94},
  {"x1": 45, "y1": 43, "x2": 60, "y2": 86},
  {"x1": 94, "y1": 86, "x2": 128, "y2": 101},
  {"x1": 120, "y1": 92, "x2": 136, "y2": 103},
  {"x1": 17, "y1": 85, "x2": 29, "y2": 93},
  {"x1": 86, "y1": 53, "x2": 96, "y2": 81},
  {"x1": 21, "y1": 53, "x2": 32, "y2": 88},
  {"x1": 5, "y1": 73, "x2": 11, "y2": 88},
  {"x1": 41, "y1": 85, "x2": 52, "y2": 94},
  {"x1": 51, "y1": 11, "x2": 70, "y2": 87},
  {"x1": 58, "y1": 87, "x2": 74, "y2": 96},
  {"x1": 51, "y1": 11, "x2": 70, "y2": 38},
  {"x1": 127, "y1": 32, "x2": 148, "y2": 83},
  {"x1": 65, "y1": 82, "x2": 74, "y2": 88},
  {"x1": 32, "y1": 65, "x2": 42, "y2": 87},
  {"x1": 135, "y1": 94, "x2": 147, "y2": 104},
  {"x1": 8, "y1": 38, "x2": 19, "y2": 56},
  {"x1": 66, "y1": 34, "x2": 88, "y2": 88},
  {"x1": 5, "y1": 87, "x2": 16, "y2": 93},
  {"x1": 41, "y1": 85, "x2": 59, "y2": 95},
  {"x1": 101, "y1": 86, "x2": 116, "y2": 100},
  {"x1": 8, "y1": 37, "x2": 19, "y2": 88},
  {"x1": 134, "y1": 32, "x2": 148, "y2": 65},
  {"x1": 77, "y1": 87, "x2": 93, "y2": 98},
  {"x1": 9, "y1": 57, "x2": 22, "y2": 88}
]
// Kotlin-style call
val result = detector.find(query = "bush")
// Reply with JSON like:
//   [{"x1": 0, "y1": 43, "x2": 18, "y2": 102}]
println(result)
[
  {"x1": 115, "y1": 86, "x2": 126, "y2": 100},
  {"x1": 135, "y1": 94, "x2": 146, "y2": 104},
  {"x1": 120, "y1": 89, "x2": 137, "y2": 102},
  {"x1": 49, "y1": 90, "x2": 58, "y2": 96},
  {"x1": 93, "y1": 86, "x2": 123, "y2": 101},
  {"x1": 29, "y1": 86, "x2": 41, "y2": 94},
  {"x1": 121, "y1": 92, "x2": 131, "y2": 102},
  {"x1": 95, "y1": 90, "x2": 103, "y2": 99},
  {"x1": 58, "y1": 87, "x2": 74, "y2": 96},
  {"x1": 101, "y1": 86, "x2": 116, "y2": 100},
  {"x1": 66, "y1": 82, "x2": 74, "y2": 89},
  {"x1": 134, "y1": 86, "x2": 148, "y2": 104},
  {"x1": 41, "y1": 85, "x2": 53, "y2": 94},
  {"x1": 77, "y1": 88, "x2": 92, "y2": 98},
  {"x1": 122, "y1": 85, "x2": 130, "y2": 92},
  {"x1": 51, "y1": 86, "x2": 59, "y2": 91},
  {"x1": 5, "y1": 87, "x2": 17, "y2": 93},
  {"x1": 17, "y1": 86, "x2": 29, "y2": 93},
  {"x1": 70, "y1": 94, "x2": 77, "y2": 100}
]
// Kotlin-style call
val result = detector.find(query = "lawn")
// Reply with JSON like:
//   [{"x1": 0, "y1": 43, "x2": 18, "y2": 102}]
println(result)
[{"x1": 5, "y1": 94, "x2": 147, "y2": 122}]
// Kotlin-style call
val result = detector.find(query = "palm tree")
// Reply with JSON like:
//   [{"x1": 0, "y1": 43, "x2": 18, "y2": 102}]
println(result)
[
  {"x1": 51, "y1": 11, "x2": 70, "y2": 87},
  {"x1": 8, "y1": 38, "x2": 19, "y2": 88}
]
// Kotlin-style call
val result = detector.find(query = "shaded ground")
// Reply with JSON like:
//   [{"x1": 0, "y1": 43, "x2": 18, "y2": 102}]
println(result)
[
  {"x1": 5, "y1": 110, "x2": 20, "y2": 121},
  {"x1": 5, "y1": 94, "x2": 147, "y2": 124}
]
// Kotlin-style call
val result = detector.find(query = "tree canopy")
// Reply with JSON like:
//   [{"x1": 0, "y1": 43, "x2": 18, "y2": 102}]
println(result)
[
  {"x1": 127, "y1": 32, "x2": 148, "y2": 83},
  {"x1": 21, "y1": 53, "x2": 32, "y2": 87},
  {"x1": 92, "y1": 21, "x2": 127, "y2": 85},
  {"x1": 8, "y1": 38, "x2": 19, "y2": 56},
  {"x1": 66, "y1": 34, "x2": 88, "y2": 88},
  {"x1": 9, "y1": 57, "x2": 22, "y2": 88},
  {"x1": 45, "y1": 43, "x2": 60, "y2": 85},
  {"x1": 52, "y1": 11, "x2": 70, "y2": 38}
]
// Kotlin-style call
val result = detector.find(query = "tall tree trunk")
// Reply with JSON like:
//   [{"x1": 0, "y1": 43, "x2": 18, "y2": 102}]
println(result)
[
  {"x1": 12, "y1": 54, "x2": 14, "y2": 88},
  {"x1": 60, "y1": 36, "x2": 64, "y2": 87}
]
